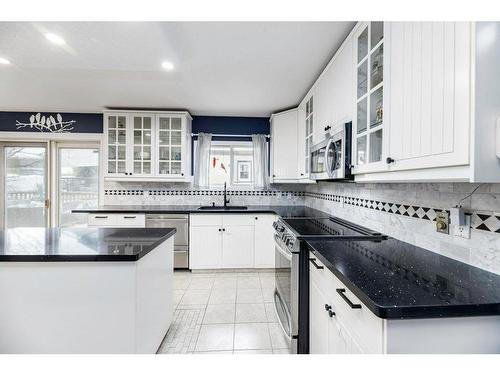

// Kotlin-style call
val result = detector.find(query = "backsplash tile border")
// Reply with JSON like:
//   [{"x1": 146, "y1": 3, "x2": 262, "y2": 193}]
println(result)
[
  {"x1": 104, "y1": 189, "x2": 305, "y2": 197},
  {"x1": 305, "y1": 191, "x2": 500, "y2": 234}
]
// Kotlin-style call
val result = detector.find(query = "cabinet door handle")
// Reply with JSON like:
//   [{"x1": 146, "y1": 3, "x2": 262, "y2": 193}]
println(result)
[
  {"x1": 324, "y1": 304, "x2": 332, "y2": 311},
  {"x1": 123, "y1": 216, "x2": 136, "y2": 219},
  {"x1": 328, "y1": 310, "x2": 336, "y2": 317},
  {"x1": 94, "y1": 216, "x2": 108, "y2": 219},
  {"x1": 218, "y1": 228, "x2": 222, "y2": 232},
  {"x1": 309, "y1": 258, "x2": 324, "y2": 269},
  {"x1": 336, "y1": 288, "x2": 361, "y2": 309},
  {"x1": 386, "y1": 157, "x2": 395, "y2": 164},
  {"x1": 222, "y1": 228, "x2": 226, "y2": 232}
]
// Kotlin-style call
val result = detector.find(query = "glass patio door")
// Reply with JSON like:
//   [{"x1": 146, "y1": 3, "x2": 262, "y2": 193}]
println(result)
[
  {"x1": 2, "y1": 144, "x2": 48, "y2": 229},
  {"x1": 57, "y1": 145, "x2": 99, "y2": 227}
]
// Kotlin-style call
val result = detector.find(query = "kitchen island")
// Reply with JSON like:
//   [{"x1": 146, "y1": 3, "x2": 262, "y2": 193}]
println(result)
[{"x1": 0, "y1": 227, "x2": 176, "y2": 354}]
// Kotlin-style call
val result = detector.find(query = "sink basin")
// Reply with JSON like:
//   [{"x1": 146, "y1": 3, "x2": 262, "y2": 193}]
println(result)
[{"x1": 197, "y1": 206, "x2": 248, "y2": 211}]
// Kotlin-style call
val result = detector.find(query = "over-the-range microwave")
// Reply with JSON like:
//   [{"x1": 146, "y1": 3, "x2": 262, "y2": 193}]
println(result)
[{"x1": 309, "y1": 121, "x2": 353, "y2": 181}]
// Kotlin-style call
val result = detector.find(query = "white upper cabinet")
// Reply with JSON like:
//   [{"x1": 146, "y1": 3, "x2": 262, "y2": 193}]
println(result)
[
  {"x1": 352, "y1": 22, "x2": 387, "y2": 175},
  {"x1": 385, "y1": 22, "x2": 471, "y2": 172},
  {"x1": 271, "y1": 108, "x2": 315, "y2": 183},
  {"x1": 155, "y1": 114, "x2": 190, "y2": 179},
  {"x1": 104, "y1": 111, "x2": 192, "y2": 181},
  {"x1": 270, "y1": 109, "x2": 300, "y2": 181}
]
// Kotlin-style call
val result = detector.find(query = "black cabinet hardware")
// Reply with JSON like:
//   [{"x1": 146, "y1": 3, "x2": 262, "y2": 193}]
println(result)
[
  {"x1": 123, "y1": 216, "x2": 136, "y2": 219},
  {"x1": 95, "y1": 216, "x2": 108, "y2": 219},
  {"x1": 324, "y1": 304, "x2": 332, "y2": 311},
  {"x1": 255, "y1": 217, "x2": 258, "y2": 220},
  {"x1": 328, "y1": 310, "x2": 336, "y2": 317},
  {"x1": 273, "y1": 174, "x2": 276, "y2": 177},
  {"x1": 218, "y1": 228, "x2": 222, "y2": 232},
  {"x1": 309, "y1": 258, "x2": 324, "y2": 269},
  {"x1": 336, "y1": 288, "x2": 361, "y2": 309},
  {"x1": 324, "y1": 125, "x2": 331, "y2": 131},
  {"x1": 300, "y1": 173, "x2": 304, "y2": 176},
  {"x1": 222, "y1": 228, "x2": 226, "y2": 232},
  {"x1": 386, "y1": 157, "x2": 395, "y2": 164},
  {"x1": 181, "y1": 173, "x2": 184, "y2": 176}
]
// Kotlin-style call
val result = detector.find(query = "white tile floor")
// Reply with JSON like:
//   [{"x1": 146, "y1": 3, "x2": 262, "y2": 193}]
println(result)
[{"x1": 158, "y1": 270, "x2": 292, "y2": 354}]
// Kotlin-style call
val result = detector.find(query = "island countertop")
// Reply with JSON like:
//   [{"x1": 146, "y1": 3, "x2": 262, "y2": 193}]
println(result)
[
  {"x1": 307, "y1": 237, "x2": 500, "y2": 319},
  {"x1": 0, "y1": 227, "x2": 176, "y2": 262}
]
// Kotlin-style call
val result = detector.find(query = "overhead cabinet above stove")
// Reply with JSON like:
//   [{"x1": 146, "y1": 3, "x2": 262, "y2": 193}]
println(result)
[
  {"x1": 297, "y1": 21, "x2": 500, "y2": 183},
  {"x1": 103, "y1": 111, "x2": 192, "y2": 182}
]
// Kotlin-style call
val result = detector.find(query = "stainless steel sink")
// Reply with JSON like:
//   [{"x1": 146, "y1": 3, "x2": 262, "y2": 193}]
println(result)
[{"x1": 197, "y1": 206, "x2": 248, "y2": 211}]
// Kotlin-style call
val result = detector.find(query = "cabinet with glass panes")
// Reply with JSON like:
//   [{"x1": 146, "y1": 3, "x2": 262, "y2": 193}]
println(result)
[
  {"x1": 156, "y1": 115, "x2": 185, "y2": 177},
  {"x1": 353, "y1": 22, "x2": 385, "y2": 172},
  {"x1": 104, "y1": 111, "x2": 192, "y2": 181}
]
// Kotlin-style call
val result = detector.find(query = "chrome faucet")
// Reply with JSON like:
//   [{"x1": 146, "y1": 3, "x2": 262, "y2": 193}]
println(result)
[{"x1": 223, "y1": 182, "x2": 230, "y2": 208}]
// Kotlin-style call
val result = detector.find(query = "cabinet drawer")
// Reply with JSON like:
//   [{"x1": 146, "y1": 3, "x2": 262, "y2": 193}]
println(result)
[
  {"x1": 190, "y1": 214, "x2": 223, "y2": 226},
  {"x1": 223, "y1": 215, "x2": 255, "y2": 226},
  {"x1": 114, "y1": 214, "x2": 145, "y2": 227},
  {"x1": 88, "y1": 214, "x2": 117, "y2": 227},
  {"x1": 324, "y1": 268, "x2": 384, "y2": 353},
  {"x1": 88, "y1": 213, "x2": 145, "y2": 227}
]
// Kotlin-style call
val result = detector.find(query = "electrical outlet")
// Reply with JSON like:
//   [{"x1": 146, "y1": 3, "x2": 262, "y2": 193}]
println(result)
[{"x1": 454, "y1": 215, "x2": 471, "y2": 239}]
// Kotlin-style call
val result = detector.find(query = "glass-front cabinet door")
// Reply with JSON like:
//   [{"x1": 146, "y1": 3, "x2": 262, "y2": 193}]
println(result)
[
  {"x1": 156, "y1": 115, "x2": 185, "y2": 177},
  {"x1": 106, "y1": 114, "x2": 128, "y2": 176},
  {"x1": 353, "y1": 22, "x2": 386, "y2": 173},
  {"x1": 132, "y1": 114, "x2": 154, "y2": 177}
]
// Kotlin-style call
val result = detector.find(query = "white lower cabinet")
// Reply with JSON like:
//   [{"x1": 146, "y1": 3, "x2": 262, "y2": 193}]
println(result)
[
  {"x1": 254, "y1": 215, "x2": 276, "y2": 268},
  {"x1": 222, "y1": 225, "x2": 254, "y2": 268},
  {"x1": 309, "y1": 255, "x2": 377, "y2": 354},
  {"x1": 88, "y1": 213, "x2": 145, "y2": 228},
  {"x1": 309, "y1": 251, "x2": 500, "y2": 354},
  {"x1": 190, "y1": 225, "x2": 223, "y2": 269},
  {"x1": 190, "y1": 214, "x2": 276, "y2": 270}
]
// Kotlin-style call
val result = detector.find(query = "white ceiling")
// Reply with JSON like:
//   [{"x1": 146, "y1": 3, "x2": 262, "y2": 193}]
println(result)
[{"x1": 0, "y1": 22, "x2": 354, "y2": 116}]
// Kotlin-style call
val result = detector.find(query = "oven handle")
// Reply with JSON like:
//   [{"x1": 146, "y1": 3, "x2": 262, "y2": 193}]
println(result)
[
  {"x1": 273, "y1": 289, "x2": 292, "y2": 342},
  {"x1": 325, "y1": 137, "x2": 336, "y2": 178},
  {"x1": 275, "y1": 241, "x2": 293, "y2": 261}
]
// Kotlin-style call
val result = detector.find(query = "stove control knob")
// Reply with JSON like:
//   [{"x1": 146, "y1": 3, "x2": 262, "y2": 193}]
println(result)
[{"x1": 277, "y1": 226, "x2": 285, "y2": 233}]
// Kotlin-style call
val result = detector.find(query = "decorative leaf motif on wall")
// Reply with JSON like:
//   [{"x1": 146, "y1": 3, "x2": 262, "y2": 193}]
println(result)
[{"x1": 16, "y1": 112, "x2": 76, "y2": 133}]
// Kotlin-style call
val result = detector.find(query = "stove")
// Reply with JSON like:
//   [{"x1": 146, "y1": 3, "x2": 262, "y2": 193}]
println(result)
[{"x1": 272, "y1": 215, "x2": 386, "y2": 354}]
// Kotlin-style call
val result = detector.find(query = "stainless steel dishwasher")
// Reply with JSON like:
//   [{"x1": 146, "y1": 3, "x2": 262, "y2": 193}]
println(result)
[{"x1": 145, "y1": 214, "x2": 189, "y2": 269}]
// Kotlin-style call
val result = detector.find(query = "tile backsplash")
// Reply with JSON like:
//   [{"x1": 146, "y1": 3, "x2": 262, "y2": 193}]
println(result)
[
  {"x1": 305, "y1": 182, "x2": 500, "y2": 275},
  {"x1": 103, "y1": 180, "x2": 500, "y2": 275},
  {"x1": 103, "y1": 181, "x2": 305, "y2": 206}
]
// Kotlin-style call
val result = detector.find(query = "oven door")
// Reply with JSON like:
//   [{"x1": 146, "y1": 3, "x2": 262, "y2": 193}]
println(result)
[{"x1": 274, "y1": 237, "x2": 299, "y2": 353}]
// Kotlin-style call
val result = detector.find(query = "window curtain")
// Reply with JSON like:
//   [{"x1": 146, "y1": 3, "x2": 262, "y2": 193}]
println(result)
[
  {"x1": 252, "y1": 134, "x2": 269, "y2": 189},
  {"x1": 194, "y1": 133, "x2": 212, "y2": 189}
]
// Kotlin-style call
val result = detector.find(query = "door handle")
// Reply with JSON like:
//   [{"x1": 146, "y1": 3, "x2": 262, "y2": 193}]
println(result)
[
  {"x1": 336, "y1": 288, "x2": 361, "y2": 309},
  {"x1": 309, "y1": 258, "x2": 324, "y2": 269},
  {"x1": 94, "y1": 216, "x2": 109, "y2": 219},
  {"x1": 123, "y1": 216, "x2": 137, "y2": 219}
]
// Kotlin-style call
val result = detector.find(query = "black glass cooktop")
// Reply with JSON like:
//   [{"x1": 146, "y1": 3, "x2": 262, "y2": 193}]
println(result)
[{"x1": 282, "y1": 217, "x2": 383, "y2": 238}]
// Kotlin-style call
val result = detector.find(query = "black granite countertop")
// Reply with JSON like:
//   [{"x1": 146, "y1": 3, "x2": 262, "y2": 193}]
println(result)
[
  {"x1": 0, "y1": 227, "x2": 176, "y2": 262},
  {"x1": 73, "y1": 205, "x2": 329, "y2": 218},
  {"x1": 306, "y1": 237, "x2": 500, "y2": 319}
]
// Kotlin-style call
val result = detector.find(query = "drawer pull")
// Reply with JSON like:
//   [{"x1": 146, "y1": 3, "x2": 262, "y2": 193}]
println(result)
[
  {"x1": 336, "y1": 288, "x2": 361, "y2": 309},
  {"x1": 123, "y1": 216, "x2": 137, "y2": 219},
  {"x1": 309, "y1": 258, "x2": 324, "y2": 269},
  {"x1": 328, "y1": 310, "x2": 336, "y2": 317},
  {"x1": 94, "y1": 216, "x2": 108, "y2": 219},
  {"x1": 324, "y1": 304, "x2": 332, "y2": 311}
]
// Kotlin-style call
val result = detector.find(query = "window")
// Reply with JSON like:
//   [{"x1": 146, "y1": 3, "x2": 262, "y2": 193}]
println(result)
[{"x1": 207, "y1": 141, "x2": 254, "y2": 187}]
